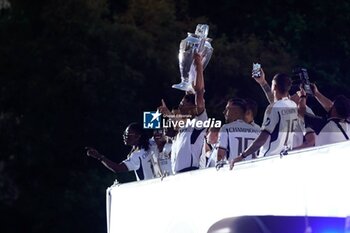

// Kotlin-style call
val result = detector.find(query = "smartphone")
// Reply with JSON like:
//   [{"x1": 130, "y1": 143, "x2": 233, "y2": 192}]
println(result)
[{"x1": 252, "y1": 63, "x2": 261, "y2": 78}]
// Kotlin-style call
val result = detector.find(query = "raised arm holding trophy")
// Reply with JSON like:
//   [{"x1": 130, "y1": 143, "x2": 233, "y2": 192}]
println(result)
[{"x1": 172, "y1": 24, "x2": 213, "y2": 93}]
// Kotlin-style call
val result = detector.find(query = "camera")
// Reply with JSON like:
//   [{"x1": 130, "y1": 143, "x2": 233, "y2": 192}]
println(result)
[
  {"x1": 252, "y1": 63, "x2": 261, "y2": 78},
  {"x1": 292, "y1": 67, "x2": 314, "y2": 97}
]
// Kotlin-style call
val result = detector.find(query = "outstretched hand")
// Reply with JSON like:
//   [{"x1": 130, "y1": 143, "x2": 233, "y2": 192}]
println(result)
[
  {"x1": 229, "y1": 156, "x2": 244, "y2": 170},
  {"x1": 157, "y1": 99, "x2": 171, "y2": 116},
  {"x1": 310, "y1": 83, "x2": 319, "y2": 95},
  {"x1": 252, "y1": 68, "x2": 266, "y2": 85},
  {"x1": 229, "y1": 160, "x2": 235, "y2": 170},
  {"x1": 297, "y1": 84, "x2": 307, "y2": 97},
  {"x1": 85, "y1": 146, "x2": 102, "y2": 159}
]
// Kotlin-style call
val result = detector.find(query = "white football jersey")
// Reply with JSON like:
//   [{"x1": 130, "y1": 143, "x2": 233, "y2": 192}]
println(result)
[
  {"x1": 206, "y1": 145, "x2": 218, "y2": 168},
  {"x1": 315, "y1": 119, "x2": 350, "y2": 146},
  {"x1": 293, "y1": 106, "x2": 315, "y2": 148},
  {"x1": 260, "y1": 97, "x2": 298, "y2": 157},
  {"x1": 172, "y1": 111, "x2": 208, "y2": 173},
  {"x1": 199, "y1": 143, "x2": 208, "y2": 169},
  {"x1": 123, "y1": 149, "x2": 155, "y2": 181},
  {"x1": 250, "y1": 121, "x2": 261, "y2": 131},
  {"x1": 218, "y1": 119, "x2": 260, "y2": 160},
  {"x1": 149, "y1": 140, "x2": 173, "y2": 176}
]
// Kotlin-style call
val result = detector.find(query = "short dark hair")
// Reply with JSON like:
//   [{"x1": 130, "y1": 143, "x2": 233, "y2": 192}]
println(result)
[
  {"x1": 244, "y1": 98, "x2": 258, "y2": 118},
  {"x1": 127, "y1": 122, "x2": 150, "y2": 151},
  {"x1": 333, "y1": 95, "x2": 350, "y2": 119},
  {"x1": 228, "y1": 98, "x2": 247, "y2": 113},
  {"x1": 273, "y1": 73, "x2": 292, "y2": 95},
  {"x1": 289, "y1": 84, "x2": 300, "y2": 96},
  {"x1": 183, "y1": 93, "x2": 196, "y2": 105}
]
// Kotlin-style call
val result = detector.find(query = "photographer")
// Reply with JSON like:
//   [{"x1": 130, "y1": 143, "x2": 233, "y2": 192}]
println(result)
[{"x1": 303, "y1": 84, "x2": 350, "y2": 146}]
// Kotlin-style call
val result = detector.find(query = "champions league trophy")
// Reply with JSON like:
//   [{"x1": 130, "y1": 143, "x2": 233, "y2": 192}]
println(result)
[{"x1": 172, "y1": 24, "x2": 213, "y2": 92}]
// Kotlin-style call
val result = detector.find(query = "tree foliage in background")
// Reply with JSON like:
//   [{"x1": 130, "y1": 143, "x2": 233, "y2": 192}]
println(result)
[{"x1": 0, "y1": 0, "x2": 349, "y2": 232}]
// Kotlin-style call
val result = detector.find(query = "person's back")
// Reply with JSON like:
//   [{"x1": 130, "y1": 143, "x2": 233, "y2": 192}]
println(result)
[
  {"x1": 302, "y1": 93, "x2": 350, "y2": 147},
  {"x1": 217, "y1": 98, "x2": 260, "y2": 163},
  {"x1": 231, "y1": 73, "x2": 300, "y2": 166},
  {"x1": 259, "y1": 98, "x2": 298, "y2": 156},
  {"x1": 315, "y1": 119, "x2": 350, "y2": 146},
  {"x1": 219, "y1": 119, "x2": 260, "y2": 160},
  {"x1": 253, "y1": 69, "x2": 315, "y2": 150},
  {"x1": 314, "y1": 95, "x2": 350, "y2": 146}
]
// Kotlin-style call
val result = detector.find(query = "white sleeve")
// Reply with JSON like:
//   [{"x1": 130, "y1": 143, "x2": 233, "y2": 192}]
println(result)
[
  {"x1": 218, "y1": 125, "x2": 228, "y2": 150},
  {"x1": 199, "y1": 142, "x2": 207, "y2": 169},
  {"x1": 261, "y1": 105, "x2": 279, "y2": 134},
  {"x1": 194, "y1": 110, "x2": 208, "y2": 129},
  {"x1": 122, "y1": 151, "x2": 141, "y2": 171}
]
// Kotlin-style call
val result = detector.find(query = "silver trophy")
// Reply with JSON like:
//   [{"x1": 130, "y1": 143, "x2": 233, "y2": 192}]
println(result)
[{"x1": 172, "y1": 24, "x2": 213, "y2": 92}]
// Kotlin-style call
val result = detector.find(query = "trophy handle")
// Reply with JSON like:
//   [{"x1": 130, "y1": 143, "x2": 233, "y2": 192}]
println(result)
[{"x1": 195, "y1": 24, "x2": 209, "y2": 38}]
